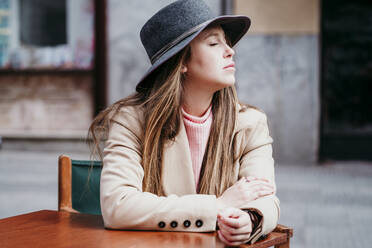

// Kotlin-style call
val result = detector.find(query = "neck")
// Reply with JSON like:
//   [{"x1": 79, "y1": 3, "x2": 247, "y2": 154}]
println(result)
[{"x1": 182, "y1": 86, "x2": 213, "y2": 117}]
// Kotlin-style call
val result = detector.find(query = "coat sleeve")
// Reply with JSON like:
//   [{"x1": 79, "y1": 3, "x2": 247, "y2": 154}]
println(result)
[
  {"x1": 100, "y1": 109, "x2": 218, "y2": 232},
  {"x1": 237, "y1": 112, "x2": 280, "y2": 243}
]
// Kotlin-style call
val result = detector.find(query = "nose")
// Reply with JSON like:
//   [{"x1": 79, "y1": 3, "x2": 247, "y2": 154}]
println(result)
[{"x1": 224, "y1": 44, "x2": 235, "y2": 58}]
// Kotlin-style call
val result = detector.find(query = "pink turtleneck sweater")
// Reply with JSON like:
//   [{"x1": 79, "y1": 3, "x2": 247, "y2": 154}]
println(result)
[{"x1": 181, "y1": 106, "x2": 213, "y2": 189}]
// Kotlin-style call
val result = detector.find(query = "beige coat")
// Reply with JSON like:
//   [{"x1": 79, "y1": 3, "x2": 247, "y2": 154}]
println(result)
[{"x1": 100, "y1": 104, "x2": 280, "y2": 243}]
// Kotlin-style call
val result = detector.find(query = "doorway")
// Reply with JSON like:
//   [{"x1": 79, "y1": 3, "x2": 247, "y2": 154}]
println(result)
[{"x1": 320, "y1": 0, "x2": 372, "y2": 160}]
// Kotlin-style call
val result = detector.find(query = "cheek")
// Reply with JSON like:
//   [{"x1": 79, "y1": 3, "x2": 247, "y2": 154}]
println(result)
[{"x1": 189, "y1": 51, "x2": 219, "y2": 74}]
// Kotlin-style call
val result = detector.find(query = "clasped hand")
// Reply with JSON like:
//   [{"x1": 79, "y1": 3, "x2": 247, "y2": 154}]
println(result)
[{"x1": 216, "y1": 176, "x2": 275, "y2": 246}]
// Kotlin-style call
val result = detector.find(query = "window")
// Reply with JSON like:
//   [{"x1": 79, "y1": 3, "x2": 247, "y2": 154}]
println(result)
[
  {"x1": 0, "y1": 0, "x2": 94, "y2": 69},
  {"x1": 19, "y1": 0, "x2": 67, "y2": 46}
]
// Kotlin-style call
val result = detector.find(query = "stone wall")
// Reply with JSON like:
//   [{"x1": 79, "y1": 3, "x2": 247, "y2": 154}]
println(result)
[
  {"x1": 0, "y1": 73, "x2": 93, "y2": 138},
  {"x1": 235, "y1": 0, "x2": 320, "y2": 163},
  {"x1": 235, "y1": 35, "x2": 319, "y2": 163}
]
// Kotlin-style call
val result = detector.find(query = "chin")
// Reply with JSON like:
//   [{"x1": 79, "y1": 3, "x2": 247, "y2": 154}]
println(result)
[
  {"x1": 222, "y1": 78, "x2": 236, "y2": 87},
  {"x1": 212, "y1": 81, "x2": 235, "y2": 92}
]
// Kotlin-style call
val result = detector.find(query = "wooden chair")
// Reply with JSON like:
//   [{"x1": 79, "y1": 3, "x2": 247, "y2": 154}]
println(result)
[
  {"x1": 58, "y1": 155, "x2": 293, "y2": 247},
  {"x1": 58, "y1": 155, "x2": 102, "y2": 214}
]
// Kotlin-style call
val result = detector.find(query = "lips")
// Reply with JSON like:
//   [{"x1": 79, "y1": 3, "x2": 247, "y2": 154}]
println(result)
[{"x1": 223, "y1": 63, "x2": 235, "y2": 69}]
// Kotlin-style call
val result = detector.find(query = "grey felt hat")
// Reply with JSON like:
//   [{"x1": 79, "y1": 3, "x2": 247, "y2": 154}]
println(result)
[{"x1": 136, "y1": 0, "x2": 251, "y2": 92}]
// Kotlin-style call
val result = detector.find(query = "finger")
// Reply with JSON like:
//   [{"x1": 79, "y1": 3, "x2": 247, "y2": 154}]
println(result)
[
  {"x1": 241, "y1": 185, "x2": 274, "y2": 199},
  {"x1": 218, "y1": 230, "x2": 248, "y2": 247},
  {"x1": 218, "y1": 219, "x2": 252, "y2": 236},
  {"x1": 256, "y1": 190, "x2": 275, "y2": 197},
  {"x1": 245, "y1": 183, "x2": 275, "y2": 195},
  {"x1": 236, "y1": 221, "x2": 253, "y2": 234},
  {"x1": 218, "y1": 214, "x2": 241, "y2": 228},
  {"x1": 221, "y1": 207, "x2": 248, "y2": 219},
  {"x1": 219, "y1": 211, "x2": 250, "y2": 228},
  {"x1": 217, "y1": 219, "x2": 240, "y2": 235},
  {"x1": 219, "y1": 228, "x2": 251, "y2": 243},
  {"x1": 245, "y1": 180, "x2": 275, "y2": 189},
  {"x1": 217, "y1": 230, "x2": 232, "y2": 246},
  {"x1": 217, "y1": 207, "x2": 231, "y2": 219},
  {"x1": 236, "y1": 177, "x2": 246, "y2": 186},
  {"x1": 250, "y1": 184, "x2": 275, "y2": 194},
  {"x1": 256, "y1": 177, "x2": 270, "y2": 183},
  {"x1": 245, "y1": 176, "x2": 272, "y2": 184},
  {"x1": 240, "y1": 181, "x2": 275, "y2": 193},
  {"x1": 235, "y1": 177, "x2": 246, "y2": 183},
  {"x1": 244, "y1": 176, "x2": 258, "y2": 182},
  {"x1": 245, "y1": 189, "x2": 274, "y2": 202},
  {"x1": 238, "y1": 177, "x2": 246, "y2": 182},
  {"x1": 218, "y1": 230, "x2": 249, "y2": 247},
  {"x1": 218, "y1": 207, "x2": 244, "y2": 218},
  {"x1": 220, "y1": 228, "x2": 252, "y2": 243},
  {"x1": 245, "y1": 175, "x2": 259, "y2": 180},
  {"x1": 245, "y1": 176, "x2": 270, "y2": 183},
  {"x1": 236, "y1": 180, "x2": 274, "y2": 199},
  {"x1": 245, "y1": 176, "x2": 272, "y2": 183}
]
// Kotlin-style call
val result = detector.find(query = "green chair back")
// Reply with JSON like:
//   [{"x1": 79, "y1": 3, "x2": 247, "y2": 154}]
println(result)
[{"x1": 71, "y1": 160, "x2": 102, "y2": 215}]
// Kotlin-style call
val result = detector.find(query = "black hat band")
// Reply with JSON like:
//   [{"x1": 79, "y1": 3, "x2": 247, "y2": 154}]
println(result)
[{"x1": 150, "y1": 20, "x2": 210, "y2": 64}]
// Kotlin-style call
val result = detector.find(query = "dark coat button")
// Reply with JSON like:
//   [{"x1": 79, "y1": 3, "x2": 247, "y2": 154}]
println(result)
[
  {"x1": 170, "y1": 221, "x2": 178, "y2": 228},
  {"x1": 158, "y1": 221, "x2": 166, "y2": 228},
  {"x1": 195, "y1": 219, "x2": 203, "y2": 227},
  {"x1": 183, "y1": 220, "x2": 191, "y2": 228}
]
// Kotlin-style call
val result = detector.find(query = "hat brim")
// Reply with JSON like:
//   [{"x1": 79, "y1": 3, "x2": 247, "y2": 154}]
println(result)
[{"x1": 136, "y1": 15, "x2": 251, "y2": 92}]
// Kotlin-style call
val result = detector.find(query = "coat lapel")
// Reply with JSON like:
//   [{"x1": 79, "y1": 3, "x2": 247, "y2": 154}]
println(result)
[{"x1": 162, "y1": 120, "x2": 196, "y2": 195}]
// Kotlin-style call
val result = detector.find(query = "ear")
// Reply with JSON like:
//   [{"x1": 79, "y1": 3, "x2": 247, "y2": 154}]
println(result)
[{"x1": 181, "y1": 66, "x2": 188, "y2": 73}]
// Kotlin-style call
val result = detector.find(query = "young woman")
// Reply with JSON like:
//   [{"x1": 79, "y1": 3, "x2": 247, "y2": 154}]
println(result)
[{"x1": 88, "y1": 0, "x2": 279, "y2": 246}]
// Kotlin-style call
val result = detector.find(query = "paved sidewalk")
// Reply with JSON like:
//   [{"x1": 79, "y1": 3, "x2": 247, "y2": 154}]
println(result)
[
  {"x1": 1, "y1": 149, "x2": 372, "y2": 248},
  {"x1": 276, "y1": 161, "x2": 372, "y2": 248}
]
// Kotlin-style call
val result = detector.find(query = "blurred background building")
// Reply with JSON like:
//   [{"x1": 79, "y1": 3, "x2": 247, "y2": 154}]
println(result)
[{"x1": 0, "y1": 0, "x2": 371, "y2": 164}]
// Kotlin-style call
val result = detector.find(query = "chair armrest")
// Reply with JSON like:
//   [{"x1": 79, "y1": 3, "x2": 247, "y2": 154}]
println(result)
[{"x1": 274, "y1": 224, "x2": 293, "y2": 237}]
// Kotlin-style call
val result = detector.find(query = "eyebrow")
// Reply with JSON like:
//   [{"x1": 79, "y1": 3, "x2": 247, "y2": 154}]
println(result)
[{"x1": 203, "y1": 32, "x2": 226, "y2": 41}]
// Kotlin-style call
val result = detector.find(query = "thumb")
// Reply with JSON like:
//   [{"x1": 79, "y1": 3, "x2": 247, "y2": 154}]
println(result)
[{"x1": 219, "y1": 207, "x2": 241, "y2": 219}]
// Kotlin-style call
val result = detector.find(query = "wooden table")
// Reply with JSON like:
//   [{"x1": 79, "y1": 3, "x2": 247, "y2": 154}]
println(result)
[{"x1": 0, "y1": 210, "x2": 289, "y2": 248}]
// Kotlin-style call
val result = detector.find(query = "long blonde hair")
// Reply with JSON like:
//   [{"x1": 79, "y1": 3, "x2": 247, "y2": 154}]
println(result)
[{"x1": 88, "y1": 35, "x2": 243, "y2": 197}]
